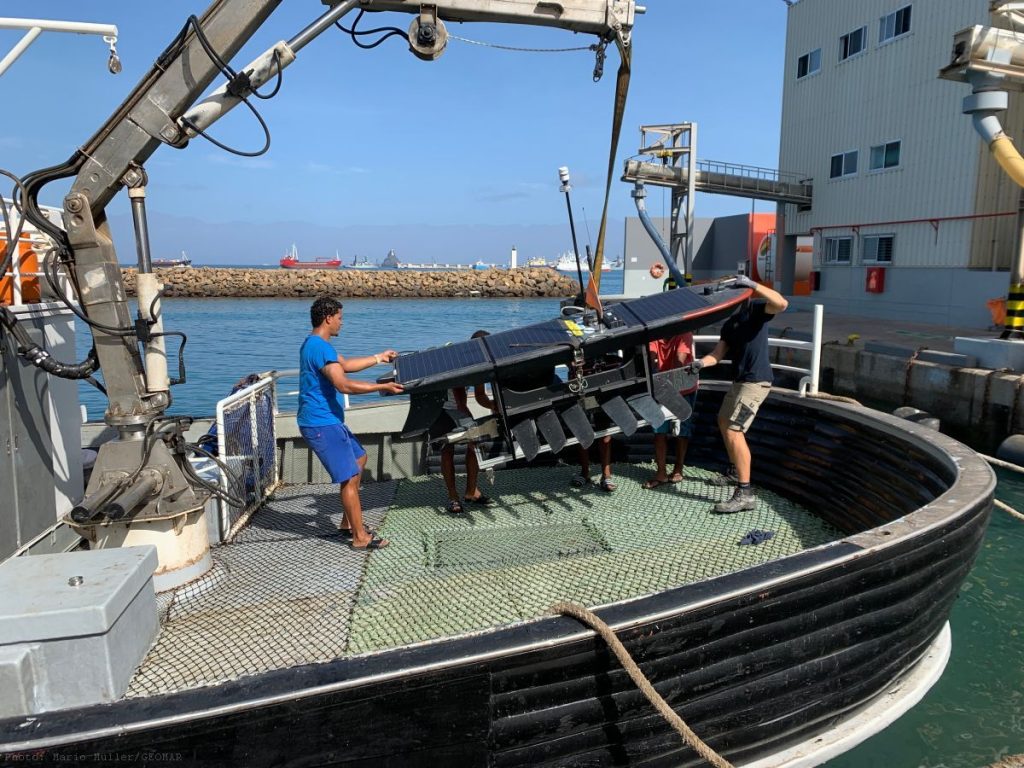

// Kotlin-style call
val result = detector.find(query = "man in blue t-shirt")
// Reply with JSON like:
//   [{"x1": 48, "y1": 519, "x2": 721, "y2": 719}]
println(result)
[
  {"x1": 298, "y1": 297, "x2": 403, "y2": 549},
  {"x1": 687, "y1": 276, "x2": 788, "y2": 514}
]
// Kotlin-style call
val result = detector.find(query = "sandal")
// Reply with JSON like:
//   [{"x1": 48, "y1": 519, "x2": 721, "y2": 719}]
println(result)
[
  {"x1": 464, "y1": 493, "x2": 494, "y2": 506},
  {"x1": 571, "y1": 474, "x2": 592, "y2": 488},
  {"x1": 599, "y1": 477, "x2": 617, "y2": 493},
  {"x1": 642, "y1": 477, "x2": 672, "y2": 490},
  {"x1": 350, "y1": 535, "x2": 388, "y2": 551},
  {"x1": 445, "y1": 499, "x2": 465, "y2": 514},
  {"x1": 337, "y1": 525, "x2": 374, "y2": 540}
]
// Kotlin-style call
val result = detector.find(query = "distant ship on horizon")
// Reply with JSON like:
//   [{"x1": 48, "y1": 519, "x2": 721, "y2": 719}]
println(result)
[
  {"x1": 151, "y1": 251, "x2": 192, "y2": 268},
  {"x1": 279, "y1": 244, "x2": 341, "y2": 269}
]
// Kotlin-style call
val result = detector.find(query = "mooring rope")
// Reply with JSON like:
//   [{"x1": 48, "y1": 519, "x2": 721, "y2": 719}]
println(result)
[
  {"x1": 550, "y1": 601, "x2": 734, "y2": 768},
  {"x1": 980, "y1": 452, "x2": 1024, "y2": 475},
  {"x1": 806, "y1": 391, "x2": 863, "y2": 406},
  {"x1": 994, "y1": 498, "x2": 1024, "y2": 522}
]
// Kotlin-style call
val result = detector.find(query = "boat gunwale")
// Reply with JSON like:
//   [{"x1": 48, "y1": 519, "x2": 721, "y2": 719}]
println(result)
[{"x1": 0, "y1": 389, "x2": 995, "y2": 752}]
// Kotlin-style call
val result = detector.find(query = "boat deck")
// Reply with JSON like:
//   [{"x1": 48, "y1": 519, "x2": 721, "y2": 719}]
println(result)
[{"x1": 127, "y1": 463, "x2": 844, "y2": 698}]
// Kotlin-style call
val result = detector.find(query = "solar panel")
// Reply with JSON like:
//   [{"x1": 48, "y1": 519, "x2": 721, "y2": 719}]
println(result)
[
  {"x1": 618, "y1": 288, "x2": 712, "y2": 325},
  {"x1": 483, "y1": 321, "x2": 579, "y2": 368},
  {"x1": 395, "y1": 338, "x2": 492, "y2": 390},
  {"x1": 616, "y1": 286, "x2": 745, "y2": 337}
]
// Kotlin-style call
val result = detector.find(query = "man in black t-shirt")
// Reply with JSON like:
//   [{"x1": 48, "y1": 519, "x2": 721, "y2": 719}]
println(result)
[{"x1": 687, "y1": 275, "x2": 788, "y2": 513}]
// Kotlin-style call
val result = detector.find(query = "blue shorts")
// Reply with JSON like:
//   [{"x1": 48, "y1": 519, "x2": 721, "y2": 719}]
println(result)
[
  {"x1": 653, "y1": 391, "x2": 697, "y2": 438},
  {"x1": 300, "y1": 423, "x2": 366, "y2": 483}
]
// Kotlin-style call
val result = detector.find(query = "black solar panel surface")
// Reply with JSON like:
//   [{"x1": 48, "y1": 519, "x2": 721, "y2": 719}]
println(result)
[
  {"x1": 484, "y1": 321, "x2": 577, "y2": 365},
  {"x1": 617, "y1": 288, "x2": 712, "y2": 326},
  {"x1": 396, "y1": 339, "x2": 490, "y2": 385}
]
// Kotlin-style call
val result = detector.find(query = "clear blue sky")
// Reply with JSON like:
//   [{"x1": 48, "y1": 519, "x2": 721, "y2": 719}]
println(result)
[{"x1": 0, "y1": 1, "x2": 788, "y2": 264}]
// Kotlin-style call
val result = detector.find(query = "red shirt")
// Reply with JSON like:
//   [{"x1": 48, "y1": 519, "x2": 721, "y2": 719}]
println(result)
[{"x1": 648, "y1": 333, "x2": 697, "y2": 395}]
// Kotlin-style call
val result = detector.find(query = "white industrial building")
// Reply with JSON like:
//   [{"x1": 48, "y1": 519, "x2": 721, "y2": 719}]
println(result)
[{"x1": 776, "y1": 0, "x2": 1023, "y2": 328}]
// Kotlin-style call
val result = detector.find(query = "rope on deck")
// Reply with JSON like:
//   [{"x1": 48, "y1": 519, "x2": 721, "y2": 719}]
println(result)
[
  {"x1": 806, "y1": 391, "x2": 863, "y2": 406},
  {"x1": 550, "y1": 601, "x2": 734, "y2": 768}
]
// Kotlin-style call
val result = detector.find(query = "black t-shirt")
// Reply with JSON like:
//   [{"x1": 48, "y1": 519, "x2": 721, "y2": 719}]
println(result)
[{"x1": 720, "y1": 299, "x2": 774, "y2": 383}]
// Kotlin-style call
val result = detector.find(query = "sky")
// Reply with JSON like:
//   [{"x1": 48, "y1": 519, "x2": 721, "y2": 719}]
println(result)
[{"x1": 0, "y1": 1, "x2": 789, "y2": 265}]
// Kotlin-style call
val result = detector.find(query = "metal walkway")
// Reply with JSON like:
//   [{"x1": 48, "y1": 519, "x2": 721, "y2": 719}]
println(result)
[
  {"x1": 623, "y1": 157, "x2": 813, "y2": 208},
  {"x1": 127, "y1": 465, "x2": 842, "y2": 697}
]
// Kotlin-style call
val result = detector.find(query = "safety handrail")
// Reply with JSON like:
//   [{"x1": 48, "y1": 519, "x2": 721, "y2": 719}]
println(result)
[{"x1": 694, "y1": 303, "x2": 824, "y2": 396}]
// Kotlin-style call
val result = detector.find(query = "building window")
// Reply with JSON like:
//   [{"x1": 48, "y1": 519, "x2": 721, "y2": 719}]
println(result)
[
  {"x1": 797, "y1": 48, "x2": 821, "y2": 79},
  {"x1": 869, "y1": 140, "x2": 901, "y2": 170},
  {"x1": 830, "y1": 150, "x2": 859, "y2": 179},
  {"x1": 840, "y1": 26, "x2": 867, "y2": 60},
  {"x1": 823, "y1": 237, "x2": 853, "y2": 264},
  {"x1": 863, "y1": 235, "x2": 894, "y2": 263},
  {"x1": 879, "y1": 5, "x2": 912, "y2": 44}
]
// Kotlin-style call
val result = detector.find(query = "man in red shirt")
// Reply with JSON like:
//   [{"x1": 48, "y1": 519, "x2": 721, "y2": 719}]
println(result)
[{"x1": 643, "y1": 332, "x2": 698, "y2": 488}]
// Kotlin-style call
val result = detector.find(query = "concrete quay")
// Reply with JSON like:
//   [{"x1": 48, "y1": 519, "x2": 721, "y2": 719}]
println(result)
[
  {"x1": 120, "y1": 267, "x2": 578, "y2": 299},
  {"x1": 744, "y1": 306, "x2": 1023, "y2": 452}
]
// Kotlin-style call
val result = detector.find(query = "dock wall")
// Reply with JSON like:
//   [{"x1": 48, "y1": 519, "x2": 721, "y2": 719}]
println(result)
[
  {"x1": 818, "y1": 346, "x2": 1022, "y2": 452},
  {"x1": 120, "y1": 267, "x2": 579, "y2": 299}
]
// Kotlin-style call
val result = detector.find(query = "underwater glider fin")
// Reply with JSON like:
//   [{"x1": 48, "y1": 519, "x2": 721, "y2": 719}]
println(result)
[
  {"x1": 511, "y1": 419, "x2": 542, "y2": 462},
  {"x1": 600, "y1": 396, "x2": 639, "y2": 437},
  {"x1": 536, "y1": 410, "x2": 567, "y2": 454},
  {"x1": 627, "y1": 393, "x2": 666, "y2": 429},
  {"x1": 652, "y1": 378, "x2": 692, "y2": 423},
  {"x1": 561, "y1": 402, "x2": 595, "y2": 449}
]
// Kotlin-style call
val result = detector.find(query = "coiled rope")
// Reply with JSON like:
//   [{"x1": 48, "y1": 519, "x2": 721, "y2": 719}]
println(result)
[{"x1": 550, "y1": 601, "x2": 734, "y2": 768}]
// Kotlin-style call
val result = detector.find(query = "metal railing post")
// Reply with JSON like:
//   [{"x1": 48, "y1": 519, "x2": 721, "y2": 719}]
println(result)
[{"x1": 810, "y1": 304, "x2": 823, "y2": 395}]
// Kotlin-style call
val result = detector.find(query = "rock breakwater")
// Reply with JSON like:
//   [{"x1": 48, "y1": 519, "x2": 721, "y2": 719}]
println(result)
[{"x1": 120, "y1": 267, "x2": 578, "y2": 299}]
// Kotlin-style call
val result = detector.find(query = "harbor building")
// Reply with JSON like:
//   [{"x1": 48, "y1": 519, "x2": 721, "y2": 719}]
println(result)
[{"x1": 777, "y1": 0, "x2": 1023, "y2": 327}]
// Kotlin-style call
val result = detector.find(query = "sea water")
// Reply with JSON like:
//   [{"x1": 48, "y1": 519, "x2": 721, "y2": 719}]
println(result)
[{"x1": 71, "y1": 273, "x2": 1024, "y2": 767}]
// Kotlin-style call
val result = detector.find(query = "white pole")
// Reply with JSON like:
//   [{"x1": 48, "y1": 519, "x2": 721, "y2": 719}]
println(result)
[
  {"x1": 511, "y1": 245, "x2": 518, "y2": 269},
  {"x1": 215, "y1": 400, "x2": 229, "y2": 541},
  {"x1": 0, "y1": 27, "x2": 41, "y2": 78},
  {"x1": 810, "y1": 303, "x2": 823, "y2": 395}
]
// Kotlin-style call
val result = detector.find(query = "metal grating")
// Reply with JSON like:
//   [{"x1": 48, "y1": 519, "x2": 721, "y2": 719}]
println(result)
[
  {"x1": 347, "y1": 465, "x2": 844, "y2": 654},
  {"x1": 126, "y1": 482, "x2": 396, "y2": 697},
  {"x1": 426, "y1": 522, "x2": 608, "y2": 571},
  {"x1": 128, "y1": 467, "x2": 843, "y2": 697}
]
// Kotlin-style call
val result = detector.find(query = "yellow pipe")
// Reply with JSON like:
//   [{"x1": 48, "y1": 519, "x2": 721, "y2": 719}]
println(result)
[{"x1": 990, "y1": 134, "x2": 1024, "y2": 187}]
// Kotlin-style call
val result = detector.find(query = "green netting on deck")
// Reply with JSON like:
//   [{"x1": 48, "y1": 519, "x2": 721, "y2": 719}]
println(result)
[{"x1": 347, "y1": 464, "x2": 843, "y2": 654}]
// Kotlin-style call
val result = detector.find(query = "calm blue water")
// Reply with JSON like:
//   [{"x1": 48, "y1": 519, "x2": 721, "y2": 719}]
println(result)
[{"x1": 71, "y1": 271, "x2": 1024, "y2": 766}]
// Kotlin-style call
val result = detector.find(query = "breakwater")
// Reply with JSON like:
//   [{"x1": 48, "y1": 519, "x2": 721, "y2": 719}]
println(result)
[{"x1": 120, "y1": 267, "x2": 578, "y2": 299}]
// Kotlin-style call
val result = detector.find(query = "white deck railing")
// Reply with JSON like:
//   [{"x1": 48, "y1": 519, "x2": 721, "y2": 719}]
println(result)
[{"x1": 214, "y1": 375, "x2": 279, "y2": 541}]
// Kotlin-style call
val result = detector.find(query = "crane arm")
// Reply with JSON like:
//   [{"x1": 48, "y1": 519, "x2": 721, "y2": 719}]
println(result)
[{"x1": 14, "y1": 0, "x2": 639, "y2": 527}]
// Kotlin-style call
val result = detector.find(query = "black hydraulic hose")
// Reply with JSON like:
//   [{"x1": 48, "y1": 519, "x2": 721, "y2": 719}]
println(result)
[
  {"x1": 0, "y1": 171, "x2": 30, "y2": 278},
  {"x1": 17, "y1": 152, "x2": 84, "y2": 243},
  {"x1": 0, "y1": 305, "x2": 101, "y2": 379}
]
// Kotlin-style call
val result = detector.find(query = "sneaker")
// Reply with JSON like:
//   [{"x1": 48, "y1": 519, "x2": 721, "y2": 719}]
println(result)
[{"x1": 713, "y1": 487, "x2": 756, "y2": 514}]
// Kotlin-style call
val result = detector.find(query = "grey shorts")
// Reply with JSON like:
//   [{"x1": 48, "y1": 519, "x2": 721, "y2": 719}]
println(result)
[{"x1": 718, "y1": 382, "x2": 771, "y2": 433}]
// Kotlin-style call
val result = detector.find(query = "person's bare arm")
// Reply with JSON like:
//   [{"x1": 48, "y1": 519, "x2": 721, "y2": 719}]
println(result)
[
  {"x1": 473, "y1": 384, "x2": 495, "y2": 411},
  {"x1": 752, "y1": 283, "x2": 788, "y2": 315},
  {"x1": 694, "y1": 339, "x2": 728, "y2": 370},
  {"x1": 323, "y1": 361, "x2": 402, "y2": 395},
  {"x1": 341, "y1": 349, "x2": 398, "y2": 373}
]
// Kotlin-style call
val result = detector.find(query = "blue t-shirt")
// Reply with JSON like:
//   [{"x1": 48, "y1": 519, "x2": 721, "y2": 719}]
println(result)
[
  {"x1": 297, "y1": 335, "x2": 346, "y2": 427},
  {"x1": 720, "y1": 299, "x2": 774, "y2": 384}
]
